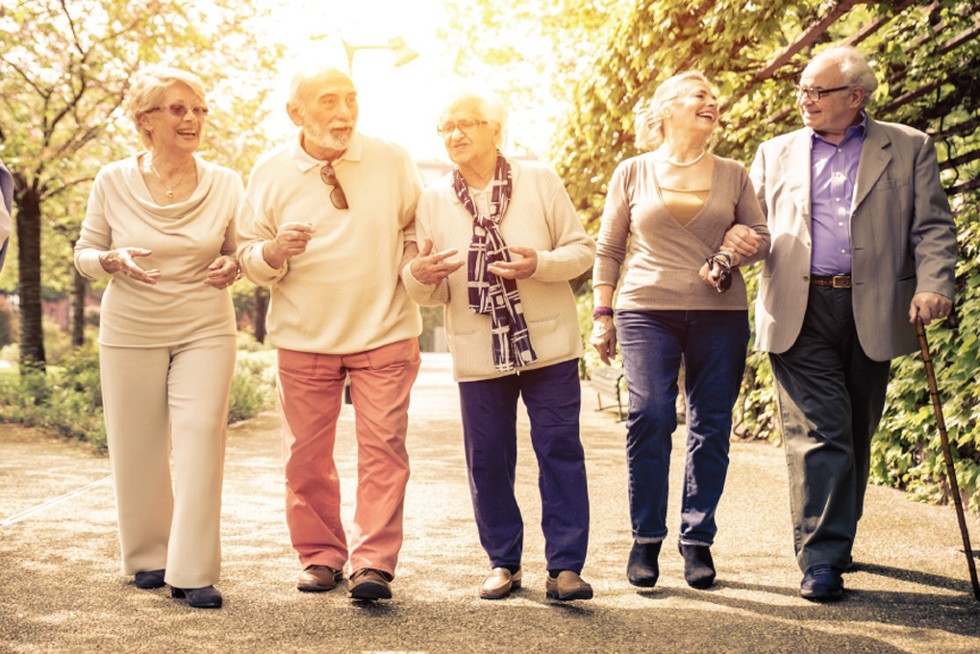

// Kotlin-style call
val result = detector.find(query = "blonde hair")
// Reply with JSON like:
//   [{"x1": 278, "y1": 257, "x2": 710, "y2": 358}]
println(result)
[
  {"x1": 634, "y1": 71, "x2": 712, "y2": 151},
  {"x1": 128, "y1": 65, "x2": 207, "y2": 147}
]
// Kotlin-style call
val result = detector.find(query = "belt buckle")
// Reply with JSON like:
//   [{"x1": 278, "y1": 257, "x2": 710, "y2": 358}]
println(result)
[{"x1": 831, "y1": 275, "x2": 851, "y2": 289}]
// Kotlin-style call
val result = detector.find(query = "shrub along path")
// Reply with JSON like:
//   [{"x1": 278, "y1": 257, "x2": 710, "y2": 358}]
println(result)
[{"x1": 1, "y1": 353, "x2": 979, "y2": 653}]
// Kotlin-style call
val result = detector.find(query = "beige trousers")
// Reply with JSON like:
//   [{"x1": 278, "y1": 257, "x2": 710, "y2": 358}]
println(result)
[{"x1": 100, "y1": 335, "x2": 236, "y2": 588}]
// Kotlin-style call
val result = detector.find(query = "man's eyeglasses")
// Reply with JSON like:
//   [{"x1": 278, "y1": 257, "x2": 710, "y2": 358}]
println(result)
[
  {"x1": 145, "y1": 104, "x2": 210, "y2": 118},
  {"x1": 436, "y1": 119, "x2": 490, "y2": 137},
  {"x1": 319, "y1": 163, "x2": 349, "y2": 210},
  {"x1": 795, "y1": 85, "x2": 851, "y2": 102}
]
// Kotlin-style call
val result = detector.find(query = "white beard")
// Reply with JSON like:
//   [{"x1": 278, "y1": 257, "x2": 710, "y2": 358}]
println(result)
[{"x1": 303, "y1": 119, "x2": 354, "y2": 153}]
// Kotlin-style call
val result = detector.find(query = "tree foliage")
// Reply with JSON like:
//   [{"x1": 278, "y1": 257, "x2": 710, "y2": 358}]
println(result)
[
  {"x1": 550, "y1": 0, "x2": 980, "y2": 511},
  {"x1": 0, "y1": 0, "x2": 281, "y2": 369}
]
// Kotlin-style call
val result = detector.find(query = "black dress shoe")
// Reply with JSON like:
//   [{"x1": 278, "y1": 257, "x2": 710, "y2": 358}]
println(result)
[
  {"x1": 800, "y1": 565, "x2": 844, "y2": 602},
  {"x1": 627, "y1": 541, "x2": 661, "y2": 587},
  {"x1": 171, "y1": 585, "x2": 223, "y2": 608},
  {"x1": 134, "y1": 569, "x2": 165, "y2": 589},
  {"x1": 678, "y1": 543, "x2": 716, "y2": 589}
]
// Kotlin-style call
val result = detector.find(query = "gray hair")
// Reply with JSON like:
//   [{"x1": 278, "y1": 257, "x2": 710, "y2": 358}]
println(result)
[
  {"x1": 128, "y1": 65, "x2": 207, "y2": 148},
  {"x1": 440, "y1": 88, "x2": 506, "y2": 145},
  {"x1": 633, "y1": 71, "x2": 712, "y2": 151},
  {"x1": 442, "y1": 89, "x2": 505, "y2": 123},
  {"x1": 286, "y1": 64, "x2": 352, "y2": 109},
  {"x1": 806, "y1": 45, "x2": 878, "y2": 105}
]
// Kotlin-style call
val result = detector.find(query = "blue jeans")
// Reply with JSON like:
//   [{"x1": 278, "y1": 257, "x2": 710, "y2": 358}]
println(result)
[
  {"x1": 617, "y1": 310, "x2": 749, "y2": 545},
  {"x1": 458, "y1": 359, "x2": 590, "y2": 573}
]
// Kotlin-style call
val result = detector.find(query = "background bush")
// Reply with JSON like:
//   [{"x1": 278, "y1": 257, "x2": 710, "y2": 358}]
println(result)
[{"x1": 0, "y1": 339, "x2": 276, "y2": 454}]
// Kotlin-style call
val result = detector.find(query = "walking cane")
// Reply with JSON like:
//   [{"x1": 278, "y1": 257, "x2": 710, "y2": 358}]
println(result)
[{"x1": 916, "y1": 317, "x2": 980, "y2": 600}]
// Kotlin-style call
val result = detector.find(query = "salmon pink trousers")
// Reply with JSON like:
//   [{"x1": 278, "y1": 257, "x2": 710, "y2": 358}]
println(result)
[{"x1": 276, "y1": 338, "x2": 420, "y2": 578}]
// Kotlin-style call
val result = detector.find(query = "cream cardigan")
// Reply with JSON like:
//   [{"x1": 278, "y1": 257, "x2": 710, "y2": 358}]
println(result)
[{"x1": 402, "y1": 160, "x2": 595, "y2": 382}]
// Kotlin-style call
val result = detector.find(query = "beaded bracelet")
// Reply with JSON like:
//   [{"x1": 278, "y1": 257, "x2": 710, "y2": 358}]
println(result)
[{"x1": 592, "y1": 306, "x2": 614, "y2": 320}]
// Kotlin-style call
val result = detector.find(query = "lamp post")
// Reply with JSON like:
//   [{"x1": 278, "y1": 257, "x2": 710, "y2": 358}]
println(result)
[{"x1": 342, "y1": 36, "x2": 419, "y2": 73}]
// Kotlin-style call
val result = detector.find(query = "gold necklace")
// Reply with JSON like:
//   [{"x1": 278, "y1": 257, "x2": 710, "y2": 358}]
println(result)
[{"x1": 148, "y1": 158, "x2": 192, "y2": 198}]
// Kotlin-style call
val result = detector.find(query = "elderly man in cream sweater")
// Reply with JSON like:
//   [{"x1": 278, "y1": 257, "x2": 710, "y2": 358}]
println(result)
[{"x1": 238, "y1": 65, "x2": 423, "y2": 602}]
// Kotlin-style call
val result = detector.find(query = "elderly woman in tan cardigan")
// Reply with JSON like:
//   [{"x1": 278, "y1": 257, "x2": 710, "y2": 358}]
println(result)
[
  {"x1": 402, "y1": 89, "x2": 596, "y2": 602},
  {"x1": 74, "y1": 66, "x2": 242, "y2": 609},
  {"x1": 591, "y1": 71, "x2": 769, "y2": 591}
]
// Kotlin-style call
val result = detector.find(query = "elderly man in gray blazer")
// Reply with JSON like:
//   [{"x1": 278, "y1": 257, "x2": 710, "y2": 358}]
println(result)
[{"x1": 731, "y1": 45, "x2": 957, "y2": 602}]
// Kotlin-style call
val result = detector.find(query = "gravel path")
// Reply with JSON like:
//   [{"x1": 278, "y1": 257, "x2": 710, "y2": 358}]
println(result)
[{"x1": 1, "y1": 353, "x2": 978, "y2": 653}]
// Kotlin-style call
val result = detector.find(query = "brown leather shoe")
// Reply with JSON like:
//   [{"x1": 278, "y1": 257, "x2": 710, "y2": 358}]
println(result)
[
  {"x1": 297, "y1": 565, "x2": 343, "y2": 592},
  {"x1": 349, "y1": 568, "x2": 392, "y2": 601},
  {"x1": 480, "y1": 567, "x2": 522, "y2": 600},
  {"x1": 545, "y1": 570, "x2": 593, "y2": 601}
]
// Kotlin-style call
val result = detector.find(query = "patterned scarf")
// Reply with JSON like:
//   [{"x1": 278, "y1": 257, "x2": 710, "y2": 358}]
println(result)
[{"x1": 452, "y1": 152, "x2": 538, "y2": 372}]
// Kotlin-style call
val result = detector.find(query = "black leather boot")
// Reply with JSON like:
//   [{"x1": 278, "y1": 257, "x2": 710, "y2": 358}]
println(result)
[{"x1": 627, "y1": 540, "x2": 661, "y2": 587}]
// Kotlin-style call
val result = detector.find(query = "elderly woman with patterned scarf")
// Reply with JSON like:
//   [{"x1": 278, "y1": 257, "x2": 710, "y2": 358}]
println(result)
[{"x1": 402, "y1": 89, "x2": 596, "y2": 602}]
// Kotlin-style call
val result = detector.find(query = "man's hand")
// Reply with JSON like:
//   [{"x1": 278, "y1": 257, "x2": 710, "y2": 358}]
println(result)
[
  {"x1": 910, "y1": 291, "x2": 953, "y2": 325},
  {"x1": 263, "y1": 222, "x2": 314, "y2": 269},
  {"x1": 590, "y1": 316, "x2": 617, "y2": 365},
  {"x1": 487, "y1": 246, "x2": 537, "y2": 280},
  {"x1": 99, "y1": 247, "x2": 161, "y2": 285},
  {"x1": 204, "y1": 255, "x2": 241, "y2": 289},
  {"x1": 410, "y1": 238, "x2": 463, "y2": 285},
  {"x1": 720, "y1": 224, "x2": 760, "y2": 263}
]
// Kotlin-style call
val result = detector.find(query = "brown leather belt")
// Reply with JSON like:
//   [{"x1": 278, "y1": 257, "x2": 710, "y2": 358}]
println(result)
[{"x1": 810, "y1": 274, "x2": 851, "y2": 288}]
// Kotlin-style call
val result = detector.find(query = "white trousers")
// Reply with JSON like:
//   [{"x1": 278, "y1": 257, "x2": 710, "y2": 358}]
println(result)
[{"x1": 99, "y1": 335, "x2": 236, "y2": 588}]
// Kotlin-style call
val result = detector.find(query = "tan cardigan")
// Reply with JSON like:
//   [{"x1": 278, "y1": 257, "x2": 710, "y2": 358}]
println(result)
[
  {"x1": 594, "y1": 153, "x2": 770, "y2": 311},
  {"x1": 402, "y1": 160, "x2": 595, "y2": 382}
]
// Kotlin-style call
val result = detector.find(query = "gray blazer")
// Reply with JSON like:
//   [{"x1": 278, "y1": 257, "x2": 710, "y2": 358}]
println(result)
[
  {"x1": 0, "y1": 159, "x2": 12, "y2": 272},
  {"x1": 750, "y1": 117, "x2": 957, "y2": 361}
]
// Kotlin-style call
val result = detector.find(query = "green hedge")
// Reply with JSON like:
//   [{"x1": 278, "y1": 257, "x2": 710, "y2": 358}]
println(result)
[{"x1": 0, "y1": 337, "x2": 276, "y2": 455}]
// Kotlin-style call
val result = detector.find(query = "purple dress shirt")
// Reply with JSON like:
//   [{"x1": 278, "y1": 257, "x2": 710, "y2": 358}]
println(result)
[{"x1": 809, "y1": 113, "x2": 867, "y2": 275}]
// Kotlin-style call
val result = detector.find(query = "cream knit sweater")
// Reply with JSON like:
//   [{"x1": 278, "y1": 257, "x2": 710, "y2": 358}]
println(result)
[
  {"x1": 74, "y1": 154, "x2": 242, "y2": 347},
  {"x1": 594, "y1": 153, "x2": 770, "y2": 311},
  {"x1": 402, "y1": 160, "x2": 595, "y2": 382},
  {"x1": 237, "y1": 133, "x2": 423, "y2": 354}
]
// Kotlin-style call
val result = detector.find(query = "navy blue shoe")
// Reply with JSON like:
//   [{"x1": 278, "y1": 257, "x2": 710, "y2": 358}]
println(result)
[
  {"x1": 134, "y1": 569, "x2": 165, "y2": 589},
  {"x1": 800, "y1": 565, "x2": 844, "y2": 602}
]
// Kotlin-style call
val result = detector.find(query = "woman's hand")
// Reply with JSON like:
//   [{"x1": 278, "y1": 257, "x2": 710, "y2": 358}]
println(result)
[
  {"x1": 700, "y1": 253, "x2": 734, "y2": 293},
  {"x1": 204, "y1": 255, "x2": 241, "y2": 289},
  {"x1": 590, "y1": 316, "x2": 618, "y2": 365},
  {"x1": 488, "y1": 246, "x2": 537, "y2": 280},
  {"x1": 410, "y1": 238, "x2": 463, "y2": 285},
  {"x1": 99, "y1": 247, "x2": 161, "y2": 285}
]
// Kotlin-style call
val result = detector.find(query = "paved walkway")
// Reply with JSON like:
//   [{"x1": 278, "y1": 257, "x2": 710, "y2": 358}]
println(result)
[{"x1": 1, "y1": 353, "x2": 979, "y2": 653}]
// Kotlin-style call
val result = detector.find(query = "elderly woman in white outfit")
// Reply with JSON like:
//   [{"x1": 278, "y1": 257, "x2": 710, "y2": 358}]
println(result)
[{"x1": 74, "y1": 66, "x2": 243, "y2": 609}]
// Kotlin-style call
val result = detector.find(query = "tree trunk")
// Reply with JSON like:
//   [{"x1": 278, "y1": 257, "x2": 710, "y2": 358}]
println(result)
[
  {"x1": 254, "y1": 286, "x2": 267, "y2": 343},
  {"x1": 16, "y1": 183, "x2": 45, "y2": 373},
  {"x1": 71, "y1": 266, "x2": 86, "y2": 347}
]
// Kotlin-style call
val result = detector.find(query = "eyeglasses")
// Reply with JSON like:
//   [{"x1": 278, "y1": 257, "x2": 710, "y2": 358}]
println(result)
[
  {"x1": 145, "y1": 103, "x2": 210, "y2": 118},
  {"x1": 436, "y1": 119, "x2": 490, "y2": 137},
  {"x1": 795, "y1": 85, "x2": 851, "y2": 102},
  {"x1": 319, "y1": 163, "x2": 349, "y2": 210}
]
